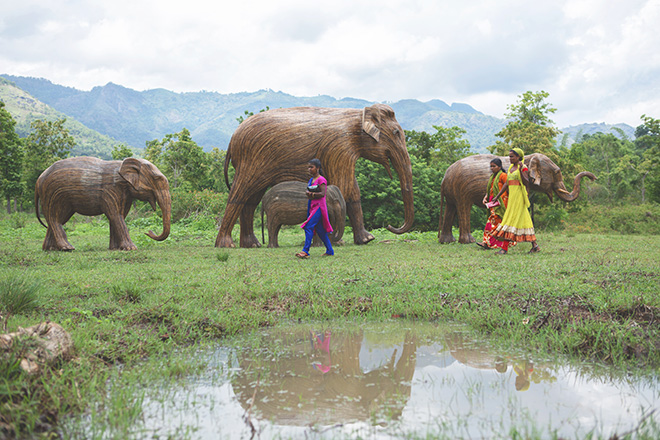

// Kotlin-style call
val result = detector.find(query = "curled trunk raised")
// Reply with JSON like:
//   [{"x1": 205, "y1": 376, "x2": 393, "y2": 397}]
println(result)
[{"x1": 554, "y1": 171, "x2": 596, "y2": 202}]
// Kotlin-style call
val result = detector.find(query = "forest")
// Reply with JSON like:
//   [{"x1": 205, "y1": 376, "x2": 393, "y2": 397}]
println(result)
[{"x1": 1, "y1": 90, "x2": 659, "y2": 236}]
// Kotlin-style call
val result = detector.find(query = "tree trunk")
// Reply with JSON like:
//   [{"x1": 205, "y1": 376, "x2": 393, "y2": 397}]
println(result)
[{"x1": 6, "y1": 196, "x2": 10, "y2": 214}]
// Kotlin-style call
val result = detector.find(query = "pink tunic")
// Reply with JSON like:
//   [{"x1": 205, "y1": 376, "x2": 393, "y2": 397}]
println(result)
[{"x1": 300, "y1": 175, "x2": 333, "y2": 233}]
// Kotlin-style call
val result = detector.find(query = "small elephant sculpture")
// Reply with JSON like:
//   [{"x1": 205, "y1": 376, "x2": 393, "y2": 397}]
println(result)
[
  {"x1": 261, "y1": 181, "x2": 346, "y2": 248},
  {"x1": 439, "y1": 153, "x2": 596, "y2": 243},
  {"x1": 35, "y1": 156, "x2": 171, "y2": 251},
  {"x1": 216, "y1": 104, "x2": 414, "y2": 248}
]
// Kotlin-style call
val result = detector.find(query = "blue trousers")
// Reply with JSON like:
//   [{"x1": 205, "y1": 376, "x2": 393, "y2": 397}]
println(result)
[{"x1": 302, "y1": 209, "x2": 334, "y2": 255}]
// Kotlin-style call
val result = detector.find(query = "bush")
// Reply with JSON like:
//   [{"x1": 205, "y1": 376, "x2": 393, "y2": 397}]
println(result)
[{"x1": 171, "y1": 189, "x2": 227, "y2": 223}]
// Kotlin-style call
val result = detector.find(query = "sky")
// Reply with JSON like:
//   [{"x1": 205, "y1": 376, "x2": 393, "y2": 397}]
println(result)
[{"x1": 1, "y1": 0, "x2": 659, "y2": 128}]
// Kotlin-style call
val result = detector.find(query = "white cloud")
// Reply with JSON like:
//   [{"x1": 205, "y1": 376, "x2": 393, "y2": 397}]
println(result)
[{"x1": 1, "y1": 0, "x2": 659, "y2": 127}]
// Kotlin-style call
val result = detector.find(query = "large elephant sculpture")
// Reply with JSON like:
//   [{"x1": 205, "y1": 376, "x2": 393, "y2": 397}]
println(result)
[
  {"x1": 215, "y1": 104, "x2": 414, "y2": 248},
  {"x1": 35, "y1": 156, "x2": 171, "y2": 251},
  {"x1": 261, "y1": 181, "x2": 346, "y2": 248},
  {"x1": 439, "y1": 153, "x2": 596, "y2": 243}
]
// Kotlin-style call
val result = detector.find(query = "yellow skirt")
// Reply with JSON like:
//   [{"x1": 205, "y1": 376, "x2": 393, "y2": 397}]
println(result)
[{"x1": 492, "y1": 185, "x2": 536, "y2": 242}]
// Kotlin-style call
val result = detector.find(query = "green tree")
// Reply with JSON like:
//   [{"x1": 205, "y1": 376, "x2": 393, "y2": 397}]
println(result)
[
  {"x1": 0, "y1": 102, "x2": 24, "y2": 213},
  {"x1": 489, "y1": 91, "x2": 561, "y2": 160},
  {"x1": 23, "y1": 118, "x2": 74, "y2": 200},
  {"x1": 145, "y1": 128, "x2": 207, "y2": 190},
  {"x1": 406, "y1": 125, "x2": 472, "y2": 172},
  {"x1": 111, "y1": 144, "x2": 134, "y2": 160},
  {"x1": 631, "y1": 115, "x2": 660, "y2": 202}
]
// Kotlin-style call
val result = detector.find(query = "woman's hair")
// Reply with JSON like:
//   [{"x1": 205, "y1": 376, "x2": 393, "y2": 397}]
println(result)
[
  {"x1": 490, "y1": 158, "x2": 503, "y2": 170},
  {"x1": 309, "y1": 158, "x2": 323, "y2": 175}
]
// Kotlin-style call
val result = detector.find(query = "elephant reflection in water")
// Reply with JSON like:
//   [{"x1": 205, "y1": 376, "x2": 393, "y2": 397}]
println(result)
[
  {"x1": 231, "y1": 328, "x2": 417, "y2": 427},
  {"x1": 444, "y1": 332, "x2": 556, "y2": 391}
]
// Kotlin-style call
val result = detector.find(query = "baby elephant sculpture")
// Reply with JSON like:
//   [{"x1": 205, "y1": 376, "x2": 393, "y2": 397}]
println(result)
[
  {"x1": 261, "y1": 181, "x2": 346, "y2": 248},
  {"x1": 35, "y1": 156, "x2": 171, "y2": 251},
  {"x1": 439, "y1": 153, "x2": 596, "y2": 243}
]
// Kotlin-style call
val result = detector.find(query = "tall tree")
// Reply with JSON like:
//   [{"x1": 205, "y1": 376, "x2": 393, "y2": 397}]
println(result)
[
  {"x1": 406, "y1": 125, "x2": 472, "y2": 172},
  {"x1": 23, "y1": 118, "x2": 74, "y2": 201},
  {"x1": 145, "y1": 128, "x2": 207, "y2": 190},
  {"x1": 489, "y1": 91, "x2": 561, "y2": 159},
  {"x1": 630, "y1": 115, "x2": 660, "y2": 202},
  {"x1": 0, "y1": 101, "x2": 24, "y2": 213},
  {"x1": 111, "y1": 144, "x2": 134, "y2": 160}
]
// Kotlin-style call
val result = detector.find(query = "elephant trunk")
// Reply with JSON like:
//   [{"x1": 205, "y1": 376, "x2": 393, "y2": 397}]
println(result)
[
  {"x1": 386, "y1": 151, "x2": 415, "y2": 234},
  {"x1": 554, "y1": 171, "x2": 596, "y2": 202},
  {"x1": 146, "y1": 189, "x2": 171, "y2": 241}
]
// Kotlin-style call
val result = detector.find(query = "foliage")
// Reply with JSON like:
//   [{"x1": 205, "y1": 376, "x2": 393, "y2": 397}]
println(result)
[
  {"x1": 111, "y1": 143, "x2": 134, "y2": 160},
  {"x1": 170, "y1": 187, "x2": 228, "y2": 223},
  {"x1": 236, "y1": 106, "x2": 269, "y2": 124},
  {"x1": 0, "y1": 101, "x2": 24, "y2": 212},
  {"x1": 0, "y1": 272, "x2": 42, "y2": 329},
  {"x1": 489, "y1": 90, "x2": 561, "y2": 160},
  {"x1": 23, "y1": 118, "x2": 75, "y2": 200}
]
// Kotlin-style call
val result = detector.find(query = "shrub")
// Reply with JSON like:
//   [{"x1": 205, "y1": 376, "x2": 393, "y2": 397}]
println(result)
[{"x1": 171, "y1": 189, "x2": 228, "y2": 223}]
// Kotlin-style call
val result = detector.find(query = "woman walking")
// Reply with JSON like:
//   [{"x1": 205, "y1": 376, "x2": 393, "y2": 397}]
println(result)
[
  {"x1": 491, "y1": 148, "x2": 540, "y2": 254},
  {"x1": 295, "y1": 159, "x2": 335, "y2": 258},
  {"x1": 477, "y1": 158, "x2": 513, "y2": 251}
]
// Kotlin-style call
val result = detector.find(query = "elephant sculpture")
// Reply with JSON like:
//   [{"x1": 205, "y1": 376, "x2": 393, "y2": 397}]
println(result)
[
  {"x1": 261, "y1": 181, "x2": 346, "y2": 248},
  {"x1": 439, "y1": 153, "x2": 596, "y2": 243},
  {"x1": 35, "y1": 156, "x2": 171, "y2": 251},
  {"x1": 215, "y1": 104, "x2": 414, "y2": 248}
]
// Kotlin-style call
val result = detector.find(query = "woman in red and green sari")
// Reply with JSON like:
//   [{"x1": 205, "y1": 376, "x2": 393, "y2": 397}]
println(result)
[{"x1": 477, "y1": 158, "x2": 513, "y2": 251}]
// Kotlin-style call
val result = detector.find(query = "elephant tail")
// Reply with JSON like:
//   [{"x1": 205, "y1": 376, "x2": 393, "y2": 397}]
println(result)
[
  {"x1": 34, "y1": 190, "x2": 47, "y2": 229},
  {"x1": 261, "y1": 203, "x2": 265, "y2": 245},
  {"x1": 438, "y1": 190, "x2": 445, "y2": 238},
  {"x1": 224, "y1": 148, "x2": 232, "y2": 190}
]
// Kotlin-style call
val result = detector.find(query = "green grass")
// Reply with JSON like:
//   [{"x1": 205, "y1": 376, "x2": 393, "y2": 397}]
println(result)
[{"x1": 0, "y1": 211, "x2": 659, "y2": 437}]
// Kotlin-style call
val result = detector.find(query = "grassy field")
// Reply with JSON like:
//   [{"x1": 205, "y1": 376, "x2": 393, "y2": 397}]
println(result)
[{"x1": 1, "y1": 211, "x2": 659, "y2": 437}]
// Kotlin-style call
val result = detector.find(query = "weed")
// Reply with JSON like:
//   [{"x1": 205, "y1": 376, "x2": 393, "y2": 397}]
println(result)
[
  {"x1": 216, "y1": 250, "x2": 230, "y2": 262},
  {"x1": 0, "y1": 273, "x2": 42, "y2": 330},
  {"x1": 110, "y1": 282, "x2": 144, "y2": 304}
]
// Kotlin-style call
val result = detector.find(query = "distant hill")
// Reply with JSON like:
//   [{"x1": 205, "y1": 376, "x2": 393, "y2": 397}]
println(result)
[
  {"x1": 1, "y1": 75, "x2": 637, "y2": 155},
  {"x1": 0, "y1": 77, "x2": 122, "y2": 159},
  {"x1": 559, "y1": 122, "x2": 636, "y2": 146}
]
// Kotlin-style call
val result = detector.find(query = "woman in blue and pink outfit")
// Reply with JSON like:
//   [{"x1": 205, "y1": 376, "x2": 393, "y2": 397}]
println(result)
[{"x1": 296, "y1": 159, "x2": 334, "y2": 258}]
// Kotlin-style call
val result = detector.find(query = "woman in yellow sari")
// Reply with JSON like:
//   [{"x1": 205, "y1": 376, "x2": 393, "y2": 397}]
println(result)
[{"x1": 491, "y1": 148, "x2": 540, "y2": 254}]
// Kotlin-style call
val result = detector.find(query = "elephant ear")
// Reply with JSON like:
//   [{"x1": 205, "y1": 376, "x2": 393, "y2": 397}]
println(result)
[
  {"x1": 528, "y1": 156, "x2": 541, "y2": 186},
  {"x1": 362, "y1": 106, "x2": 381, "y2": 142},
  {"x1": 119, "y1": 158, "x2": 143, "y2": 191}
]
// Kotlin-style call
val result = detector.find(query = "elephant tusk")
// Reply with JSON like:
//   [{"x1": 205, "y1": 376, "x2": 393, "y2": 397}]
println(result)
[{"x1": 556, "y1": 188, "x2": 570, "y2": 195}]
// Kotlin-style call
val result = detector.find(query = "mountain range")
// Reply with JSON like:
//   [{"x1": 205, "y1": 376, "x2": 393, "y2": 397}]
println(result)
[{"x1": 0, "y1": 74, "x2": 636, "y2": 158}]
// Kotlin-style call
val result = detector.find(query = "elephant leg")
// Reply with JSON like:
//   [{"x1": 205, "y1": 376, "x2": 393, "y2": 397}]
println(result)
[
  {"x1": 438, "y1": 201, "x2": 457, "y2": 243},
  {"x1": 267, "y1": 220, "x2": 281, "y2": 248},
  {"x1": 238, "y1": 189, "x2": 266, "y2": 248},
  {"x1": 215, "y1": 195, "x2": 242, "y2": 248},
  {"x1": 43, "y1": 210, "x2": 75, "y2": 251},
  {"x1": 107, "y1": 213, "x2": 137, "y2": 250},
  {"x1": 457, "y1": 202, "x2": 475, "y2": 244},
  {"x1": 345, "y1": 200, "x2": 374, "y2": 245},
  {"x1": 42, "y1": 213, "x2": 75, "y2": 251}
]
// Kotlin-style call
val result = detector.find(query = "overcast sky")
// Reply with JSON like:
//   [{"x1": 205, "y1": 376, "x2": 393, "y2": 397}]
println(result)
[{"x1": 1, "y1": 0, "x2": 658, "y2": 128}]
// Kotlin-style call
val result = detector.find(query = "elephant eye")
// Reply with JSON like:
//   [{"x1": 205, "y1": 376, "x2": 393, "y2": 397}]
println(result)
[{"x1": 393, "y1": 128, "x2": 400, "y2": 136}]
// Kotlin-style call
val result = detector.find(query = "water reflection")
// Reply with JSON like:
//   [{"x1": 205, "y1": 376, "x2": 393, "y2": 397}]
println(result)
[
  {"x1": 64, "y1": 321, "x2": 660, "y2": 439},
  {"x1": 232, "y1": 328, "x2": 417, "y2": 426}
]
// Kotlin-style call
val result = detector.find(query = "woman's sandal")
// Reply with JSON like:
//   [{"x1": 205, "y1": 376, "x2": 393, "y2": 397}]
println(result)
[
  {"x1": 528, "y1": 245, "x2": 540, "y2": 254},
  {"x1": 496, "y1": 249, "x2": 507, "y2": 255},
  {"x1": 321, "y1": 253, "x2": 333, "y2": 257},
  {"x1": 295, "y1": 252, "x2": 309, "y2": 259}
]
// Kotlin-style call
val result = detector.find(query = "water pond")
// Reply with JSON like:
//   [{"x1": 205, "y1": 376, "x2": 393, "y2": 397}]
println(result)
[{"x1": 65, "y1": 321, "x2": 659, "y2": 439}]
